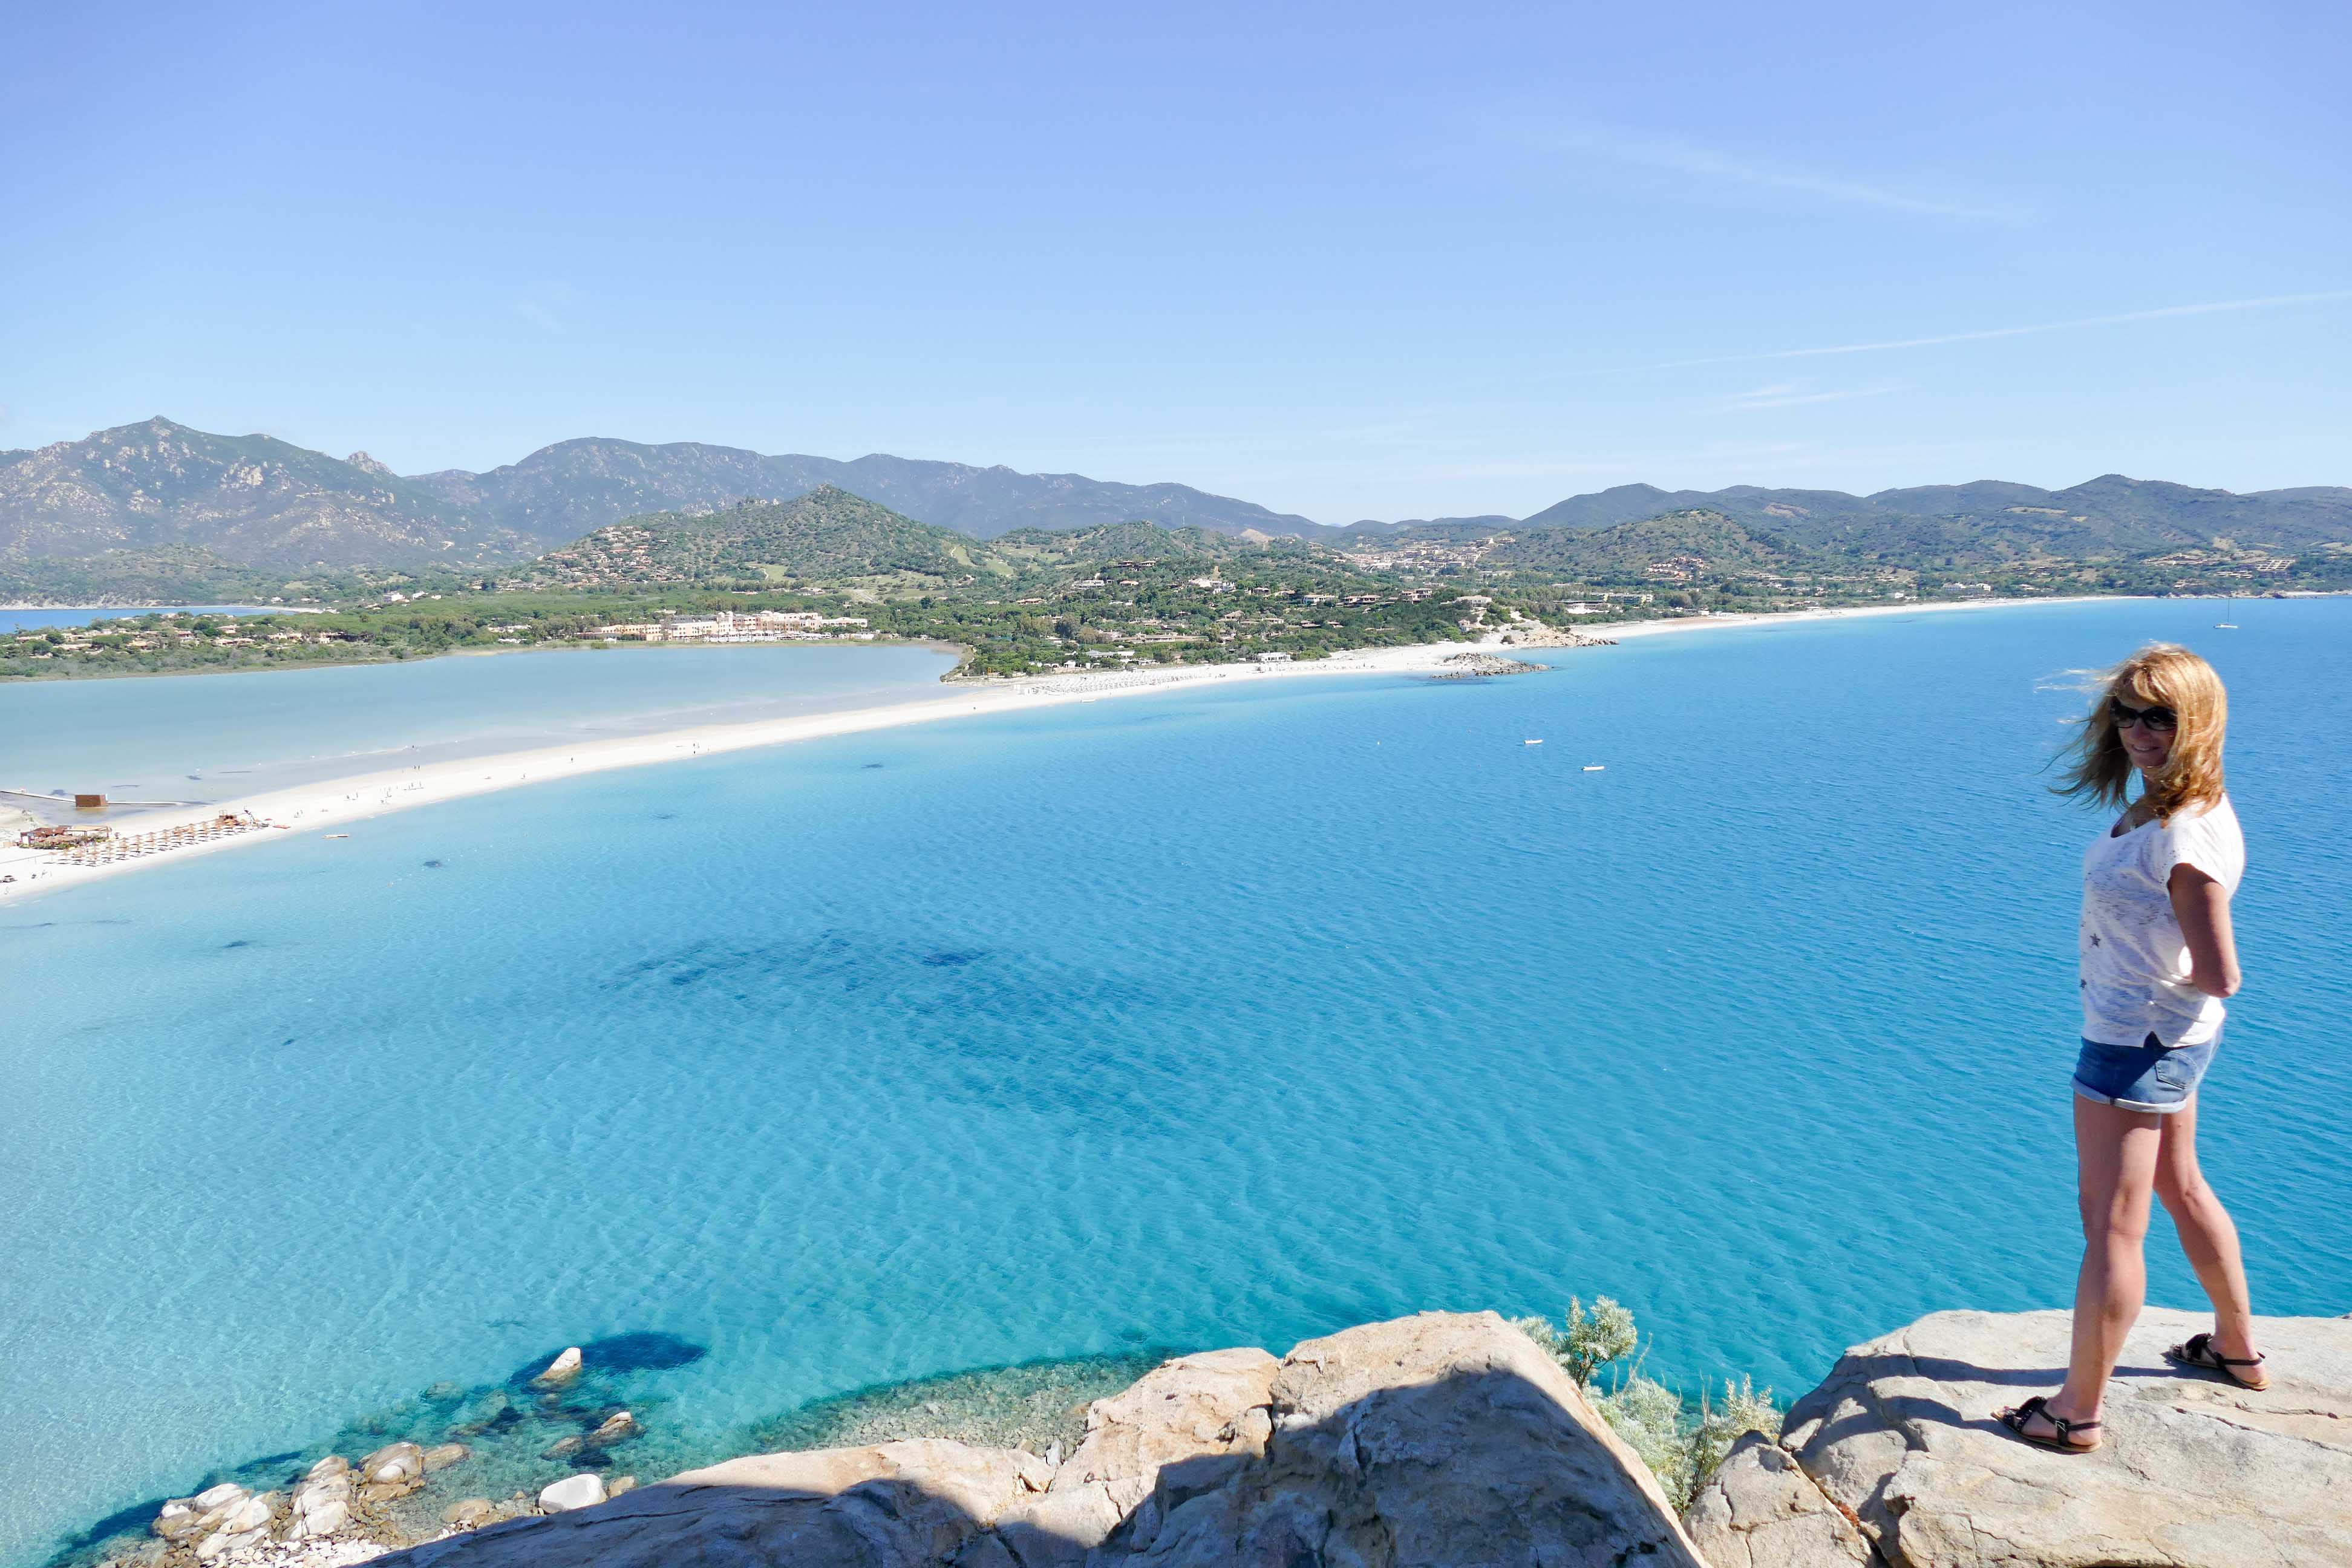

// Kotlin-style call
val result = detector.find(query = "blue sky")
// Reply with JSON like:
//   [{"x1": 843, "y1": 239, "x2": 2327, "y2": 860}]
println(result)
[{"x1": 4, "y1": 0, "x2": 2345, "y2": 522}]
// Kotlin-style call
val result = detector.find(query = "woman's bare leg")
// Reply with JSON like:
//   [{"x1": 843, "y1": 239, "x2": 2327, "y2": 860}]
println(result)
[
  {"x1": 2153, "y1": 1094, "x2": 2264, "y2": 1371},
  {"x1": 2030, "y1": 1096, "x2": 2163, "y2": 1437}
]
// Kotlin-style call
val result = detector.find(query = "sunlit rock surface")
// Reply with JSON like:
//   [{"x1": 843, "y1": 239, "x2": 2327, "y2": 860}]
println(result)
[{"x1": 372, "y1": 1311, "x2": 1705, "y2": 1567}]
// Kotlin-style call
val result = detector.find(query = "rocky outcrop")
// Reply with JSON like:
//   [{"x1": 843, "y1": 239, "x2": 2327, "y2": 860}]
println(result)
[
  {"x1": 1683, "y1": 1306, "x2": 2352, "y2": 1568},
  {"x1": 120, "y1": 1305, "x2": 2352, "y2": 1568},
  {"x1": 1428, "y1": 652, "x2": 1544, "y2": 679},
  {"x1": 1682, "y1": 1434, "x2": 1875, "y2": 1568},
  {"x1": 370, "y1": 1311, "x2": 1707, "y2": 1567}
]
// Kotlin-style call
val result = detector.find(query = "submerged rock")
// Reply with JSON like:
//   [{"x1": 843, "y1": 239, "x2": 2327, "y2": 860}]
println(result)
[
  {"x1": 422, "y1": 1442, "x2": 471, "y2": 1472},
  {"x1": 586, "y1": 1411, "x2": 637, "y2": 1446}
]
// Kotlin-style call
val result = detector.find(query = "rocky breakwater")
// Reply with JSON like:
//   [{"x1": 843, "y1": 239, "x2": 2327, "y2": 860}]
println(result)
[
  {"x1": 1428, "y1": 652, "x2": 1546, "y2": 680},
  {"x1": 368, "y1": 1311, "x2": 1708, "y2": 1567},
  {"x1": 1682, "y1": 1305, "x2": 2352, "y2": 1567}
]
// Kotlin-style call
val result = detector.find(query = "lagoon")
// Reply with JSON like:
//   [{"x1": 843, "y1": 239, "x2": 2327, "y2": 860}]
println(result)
[
  {"x1": 3, "y1": 598, "x2": 2347, "y2": 1567},
  {"x1": 0, "y1": 643, "x2": 957, "y2": 806}
]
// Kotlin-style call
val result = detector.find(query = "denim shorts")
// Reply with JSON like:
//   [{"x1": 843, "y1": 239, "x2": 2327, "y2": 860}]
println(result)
[{"x1": 2074, "y1": 1032, "x2": 2216, "y2": 1114}]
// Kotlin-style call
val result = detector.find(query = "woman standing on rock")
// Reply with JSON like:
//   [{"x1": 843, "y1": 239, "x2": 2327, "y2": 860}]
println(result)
[{"x1": 1999, "y1": 643, "x2": 2265, "y2": 1455}]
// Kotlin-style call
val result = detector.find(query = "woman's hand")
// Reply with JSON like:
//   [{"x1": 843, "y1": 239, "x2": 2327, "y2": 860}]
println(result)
[{"x1": 2170, "y1": 865, "x2": 2242, "y2": 999}]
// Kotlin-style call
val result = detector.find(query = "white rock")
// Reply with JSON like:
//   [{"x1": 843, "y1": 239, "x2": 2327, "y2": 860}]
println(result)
[
  {"x1": 533, "y1": 1347, "x2": 584, "y2": 1386},
  {"x1": 192, "y1": 1524, "x2": 268, "y2": 1563},
  {"x1": 360, "y1": 1440, "x2": 425, "y2": 1485},
  {"x1": 192, "y1": 1483, "x2": 249, "y2": 1511},
  {"x1": 537, "y1": 1473, "x2": 607, "y2": 1514},
  {"x1": 587, "y1": 1411, "x2": 638, "y2": 1444},
  {"x1": 289, "y1": 1469, "x2": 353, "y2": 1541},
  {"x1": 152, "y1": 1501, "x2": 208, "y2": 1542}
]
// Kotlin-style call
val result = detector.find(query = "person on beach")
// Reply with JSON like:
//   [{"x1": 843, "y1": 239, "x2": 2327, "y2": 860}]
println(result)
[{"x1": 1999, "y1": 644, "x2": 2264, "y2": 1454}]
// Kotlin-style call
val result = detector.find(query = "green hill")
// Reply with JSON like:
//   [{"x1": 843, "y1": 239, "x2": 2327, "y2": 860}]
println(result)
[
  {"x1": 533, "y1": 486, "x2": 1007, "y2": 589},
  {"x1": 1485, "y1": 509, "x2": 1791, "y2": 579}
]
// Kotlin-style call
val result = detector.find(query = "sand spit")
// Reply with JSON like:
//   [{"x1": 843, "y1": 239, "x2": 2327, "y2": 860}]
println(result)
[
  {"x1": 0, "y1": 642, "x2": 1459, "y2": 906},
  {"x1": 0, "y1": 595, "x2": 2154, "y2": 908}
]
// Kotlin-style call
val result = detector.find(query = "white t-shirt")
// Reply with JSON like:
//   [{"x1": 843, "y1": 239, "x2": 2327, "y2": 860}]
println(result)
[{"x1": 2079, "y1": 794, "x2": 2244, "y2": 1048}]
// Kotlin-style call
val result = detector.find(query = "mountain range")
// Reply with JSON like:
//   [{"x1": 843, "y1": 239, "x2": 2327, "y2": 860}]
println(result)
[
  {"x1": 534, "y1": 487, "x2": 1300, "y2": 594},
  {"x1": 4, "y1": 417, "x2": 2348, "y2": 592}
]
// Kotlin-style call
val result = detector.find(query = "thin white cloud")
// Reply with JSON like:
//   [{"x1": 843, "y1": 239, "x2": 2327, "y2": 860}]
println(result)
[
  {"x1": 1486, "y1": 114, "x2": 2017, "y2": 221},
  {"x1": 1604, "y1": 290, "x2": 2352, "y2": 376},
  {"x1": 1716, "y1": 383, "x2": 1902, "y2": 413},
  {"x1": 515, "y1": 281, "x2": 586, "y2": 332}
]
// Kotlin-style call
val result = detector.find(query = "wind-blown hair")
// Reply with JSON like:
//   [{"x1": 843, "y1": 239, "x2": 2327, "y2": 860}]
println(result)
[{"x1": 2055, "y1": 643, "x2": 2227, "y2": 821}]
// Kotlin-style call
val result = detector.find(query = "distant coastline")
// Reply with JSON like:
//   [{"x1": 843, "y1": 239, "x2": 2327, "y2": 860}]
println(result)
[{"x1": 0, "y1": 592, "x2": 2259, "y2": 907}]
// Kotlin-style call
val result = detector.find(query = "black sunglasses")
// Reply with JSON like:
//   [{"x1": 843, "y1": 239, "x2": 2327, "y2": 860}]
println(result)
[{"x1": 2109, "y1": 698, "x2": 2178, "y2": 732}]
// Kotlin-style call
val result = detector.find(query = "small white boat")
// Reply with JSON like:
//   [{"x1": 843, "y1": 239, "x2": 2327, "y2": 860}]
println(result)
[
  {"x1": 1523, "y1": 739, "x2": 1543, "y2": 746},
  {"x1": 325, "y1": 834, "x2": 349, "y2": 840},
  {"x1": 2215, "y1": 622, "x2": 2237, "y2": 629},
  {"x1": 1583, "y1": 765, "x2": 1606, "y2": 772}
]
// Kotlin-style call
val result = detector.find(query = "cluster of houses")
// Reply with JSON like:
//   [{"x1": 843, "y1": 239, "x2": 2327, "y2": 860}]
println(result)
[
  {"x1": 585, "y1": 609, "x2": 875, "y2": 644},
  {"x1": 8, "y1": 618, "x2": 335, "y2": 658}
]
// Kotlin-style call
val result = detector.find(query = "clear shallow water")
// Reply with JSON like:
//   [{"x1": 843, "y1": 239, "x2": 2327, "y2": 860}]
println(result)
[
  {"x1": 0, "y1": 643, "x2": 956, "y2": 804},
  {"x1": 4, "y1": 599, "x2": 2347, "y2": 1567}
]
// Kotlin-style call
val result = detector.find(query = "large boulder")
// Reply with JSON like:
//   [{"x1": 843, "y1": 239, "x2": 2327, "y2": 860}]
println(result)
[
  {"x1": 1682, "y1": 1433, "x2": 1876, "y2": 1568},
  {"x1": 1749, "y1": 1305, "x2": 2352, "y2": 1568},
  {"x1": 996, "y1": 1347, "x2": 1279, "y2": 1563},
  {"x1": 287, "y1": 1457, "x2": 355, "y2": 1541},
  {"x1": 368, "y1": 1312, "x2": 1704, "y2": 1568},
  {"x1": 1169, "y1": 1311, "x2": 1706, "y2": 1568}
]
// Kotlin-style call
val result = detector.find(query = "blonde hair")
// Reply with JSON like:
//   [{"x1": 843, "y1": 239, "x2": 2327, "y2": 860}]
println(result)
[{"x1": 2055, "y1": 643, "x2": 2227, "y2": 822}]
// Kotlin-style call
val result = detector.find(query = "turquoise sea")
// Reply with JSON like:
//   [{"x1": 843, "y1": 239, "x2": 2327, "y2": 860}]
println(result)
[{"x1": 4, "y1": 599, "x2": 2347, "y2": 1566}]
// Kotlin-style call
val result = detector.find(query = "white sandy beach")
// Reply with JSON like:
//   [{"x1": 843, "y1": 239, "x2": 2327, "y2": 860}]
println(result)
[
  {"x1": 0, "y1": 640, "x2": 1463, "y2": 905},
  {"x1": 0, "y1": 593, "x2": 2146, "y2": 907}
]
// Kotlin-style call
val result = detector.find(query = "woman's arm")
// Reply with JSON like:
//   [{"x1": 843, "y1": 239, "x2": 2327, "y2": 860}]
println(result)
[{"x1": 2170, "y1": 864, "x2": 2242, "y2": 998}]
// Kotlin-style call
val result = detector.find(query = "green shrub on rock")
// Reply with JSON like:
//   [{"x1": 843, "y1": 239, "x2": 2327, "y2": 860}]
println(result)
[{"x1": 1510, "y1": 1299, "x2": 1779, "y2": 1509}]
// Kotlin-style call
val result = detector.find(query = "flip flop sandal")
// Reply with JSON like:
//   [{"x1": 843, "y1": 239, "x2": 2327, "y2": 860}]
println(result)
[
  {"x1": 2166, "y1": 1331, "x2": 2270, "y2": 1390},
  {"x1": 1997, "y1": 1395, "x2": 2102, "y2": 1454}
]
